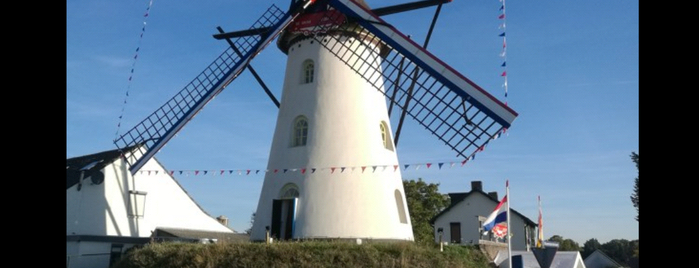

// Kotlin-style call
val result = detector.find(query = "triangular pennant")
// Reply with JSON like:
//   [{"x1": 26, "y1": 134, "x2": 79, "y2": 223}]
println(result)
[
  {"x1": 372, "y1": 166, "x2": 377, "y2": 172},
  {"x1": 256, "y1": 170, "x2": 260, "y2": 174},
  {"x1": 438, "y1": 163, "x2": 444, "y2": 169},
  {"x1": 220, "y1": 170, "x2": 225, "y2": 175},
  {"x1": 450, "y1": 162, "x2": 455, "y2": 168},
  {"x1": 501, "y1": 71, "x2": 507, "y2": 76},
  {"x1": 238, "y1": 170, "x2": 242, "y2": 175},
  {"x1": 404, "y1": 164, "x2": 410, "y2": 170},
  {"x1": 341, "y1": 167, "x2": 346, "y2": 173},
  {"x1": 351, "y1": 167, "x2": 356, "y2": 172},
  {"x1": 291, "y1": 168, "x2": 298, "y2": 172},
  {"x1": 461, "y1": 160, "x2": 467, "y2": 166},
  {"x1": 179, "y1": 171, "x2": 183, "y2": 175},
  {"x1": 284, "y1": 169, "x2": 288, "y2": 173},
  {"x1": 147, "y1": 171, "x2": 151, "y2": 175},
  {"x1": 274, "y1": 169, "x2": 278, "y2": 173},
  {"x1": 170, "y1": 170, "x2": 174, "y2": 176},
  {"x1": 501, "y1": 61, "x2": 506, "y2": 67},
  {"x1": 362, "y1": 166, "x2": 367, "y2": 173},
  {"x1": 331, "y1": 167, "x2": 336, "y2": 174},
  {"x1": 499, "y1": 5, "x2": 504, "y2": 10},
  {"x1": 155, "y1": 171, "x2": 159, "y2": 175},
  {"x1": 301, "y1": 168, "x2": 306, "y2": 174},
  {"x1": 426, "y1": 163, "x2": 432, "y2": 169},
  {"x1": 498, "y1": 14, "x2": 505, "y2": 19},
  {"x1": 499, "y1": 32, "x2": 506, "y2": 37},
  {"x1": 195, "y1": 171, "x2": 199, "y2": 176},
  {"x1": 394, "y1": 165, "x2": 398, "y2": 172},
  {"x1": 203, "y1": 171, "x2": 208, "y2": 175},
  {"x1": 246, "y1": 170, "x2": 251, "y2": 175},
  {"x1": 382, "y1": 166, "x2": 387, "y2": 171},
  {"x1": 312, "y1": 168, "x2": 316, "y2": 173}
]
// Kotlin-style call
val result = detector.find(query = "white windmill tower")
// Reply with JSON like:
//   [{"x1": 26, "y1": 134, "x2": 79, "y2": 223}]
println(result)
[
  {"x1": 114, "y1": 0, "x2": 517, "y2": 242},
  {"x1": 249, "y1": 0, "x2": 413, "y2": 242}
]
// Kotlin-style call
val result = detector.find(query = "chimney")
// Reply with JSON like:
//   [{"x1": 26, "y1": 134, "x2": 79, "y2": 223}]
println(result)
[
  {"x1": 488, "y1": 191, "x2": 498, "y2": 200},
  {"x1": 471, "y1": 181, "x2": 483, "y2": 192},
  {"x1": 216, "y1": 215, "x2": 229, "y2": 226}
]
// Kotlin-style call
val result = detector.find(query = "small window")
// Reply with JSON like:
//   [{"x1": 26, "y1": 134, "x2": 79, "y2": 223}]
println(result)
[
  {"x1": 395, "y1": 189, "x2": 408, "y2": 224},
  {"x1": 380, "y1": 121, "x2": 394, "y2": 151},
  {"x1": 109, "y1": 244, "x2": 124, "y2": 266},
  {"x1": 293, "y1": 116, "x2": 309, "y2": 147},
  {"x1": 302, "y1": 59, "x2": 314, "y2": 84},
  {"x1": 279, "y1": 183, "x2": 300, "y2": 199}
]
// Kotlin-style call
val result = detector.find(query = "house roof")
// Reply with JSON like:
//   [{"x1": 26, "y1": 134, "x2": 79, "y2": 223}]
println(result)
[
  {"x1": 430, "y1": 188, "x2": 537, "y2": 226},
  {"x1": 155, "y1": 227, "x2": 250, "y2": 243},
  {"x1": 494, "y1": 250, "x2": 586, "y2": 268},
  {"x1": 583, "y1": 249, "x2": 623, "y2": 268},
  {"x1": 66, "y1": 146, "x2": 137, "y2": 189}
]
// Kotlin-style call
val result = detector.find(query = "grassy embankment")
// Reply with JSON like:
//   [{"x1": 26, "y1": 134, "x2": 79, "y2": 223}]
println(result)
[{"x1": 114, "y1": 241, "x2": 492, "y2": 268}]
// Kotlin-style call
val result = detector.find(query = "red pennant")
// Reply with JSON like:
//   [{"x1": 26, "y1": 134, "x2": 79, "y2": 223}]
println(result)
[
  {"x1": 361, "y1": 166, "x2": 366, "y2": 173},
  {"x1": 170, "y1": 170, "x2": 174, "y2": 176},
  {"x1": 501, "y1": 71, "x2": 507, "y2": 76},
  {"x1": 426, "y1": 163, "x2": 432, "y2": 169},
  {"x1": 274, "y1": 169, "x2": 278, "y2": 173},
  {"x1": 394, "y1": 165, "x2": 398, "y2": 172},
  {"x1": 195, "y1": 171, "x2": 199, "y2": 176},
  {"x1": 246, "y1": 170, "x2": 251, "y2": 175},
  {"x1": 461, "y1": 160, "x2": 467, "y2": 166},
  {"x1": 301, "y1": 168, "x2": 306, "y2": 174},
  {"x1": 331, "y1": 167, "x2": 336, "y2": 174},
  {"x1": 220, "y1": 170, "x2": 225, "y2": 175}
]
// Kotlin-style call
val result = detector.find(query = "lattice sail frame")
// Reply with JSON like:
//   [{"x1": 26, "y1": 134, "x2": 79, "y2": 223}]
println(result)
[
  {"x1": 305, "y1": 0, "x2": 518, "y2": 159},
  {"x1": 114, "y1": 3, "x2": 312, "y2": 174}
]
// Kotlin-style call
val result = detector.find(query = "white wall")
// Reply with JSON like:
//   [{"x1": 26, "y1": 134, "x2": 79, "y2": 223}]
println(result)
[
  {"x1": 67, "y1": 156, "x2": 232, "y2": 237},
  {"x1": 433, "y1": 193, "x2": 532, "y2": 250},
  {"x1": 250, "y1": 35, "x2": 413, "y2": 241}
]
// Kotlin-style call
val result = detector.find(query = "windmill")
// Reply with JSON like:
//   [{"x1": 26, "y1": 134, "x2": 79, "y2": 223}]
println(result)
[{"x1": 114, "y1": 0, "x2": 518, "y2": 242}]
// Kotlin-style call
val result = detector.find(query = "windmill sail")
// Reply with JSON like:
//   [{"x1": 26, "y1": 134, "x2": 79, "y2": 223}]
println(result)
[
  {"x1": 305, "y1": 0, "x2": 518, "y2": 158},
  {"x1": 114, "y1": 1, "x2": 318, "y2": 174}
]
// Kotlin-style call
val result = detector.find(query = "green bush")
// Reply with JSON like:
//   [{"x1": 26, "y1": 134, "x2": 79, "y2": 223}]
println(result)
[{"x1": 113, "y1": 241, "x2": 492, "y2": 268}]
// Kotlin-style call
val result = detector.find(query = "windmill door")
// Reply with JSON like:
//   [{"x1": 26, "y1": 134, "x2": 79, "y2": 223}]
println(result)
[{"x1": 271, "y1": 198, "x2": 297, "y2": 241}]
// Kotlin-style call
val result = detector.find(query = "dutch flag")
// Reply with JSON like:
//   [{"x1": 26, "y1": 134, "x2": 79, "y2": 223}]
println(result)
[{"x1": 483, "y1": 195, "x2": 508, "y2": 231}]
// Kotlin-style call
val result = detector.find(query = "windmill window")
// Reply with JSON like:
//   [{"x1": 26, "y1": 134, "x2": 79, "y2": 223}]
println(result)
[
  {"x1": 380, "y1": 121, "x2": 394, "y2": 151},
  {"x1": 302, "y1": 60, "x2": 314, "y2": 84},
  {"x1": 395, "y1": 189, "x2": 408, "y2": 224},
  {"x1": 279, "y1": 183, "x2": 300, "y2": 199},
  {"x1": 293, "y1": 116, "x2": 309, "y2": 147}
]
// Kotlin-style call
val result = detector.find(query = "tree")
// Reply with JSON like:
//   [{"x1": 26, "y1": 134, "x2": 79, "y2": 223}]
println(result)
[
  {"x1": 582, "y1": 238, "x2": 601, "y2": 258},
  {"x1": 403, "y1": 178, "x2": 450, "y2": 246},
  {"x1": 630, "y1": 152, "x2": 639, "y2": 222},
  {"x1": 244, "y1": 212, "x2": 255, "y2": 235},
  {"x1": 600, "y1": 239, "x2": 636, "y2": 266},
  {"x1": 548, "y1": 235, "x2": 581, "y2": 251}
]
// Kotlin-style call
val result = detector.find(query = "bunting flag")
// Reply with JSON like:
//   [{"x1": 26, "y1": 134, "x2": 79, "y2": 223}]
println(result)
[
  {"x1": 498, "y1": 0, "x2": 509, "y2": 104},
  {"x1": 115, "y1": 0, "x2": 155, "y2": 140}
]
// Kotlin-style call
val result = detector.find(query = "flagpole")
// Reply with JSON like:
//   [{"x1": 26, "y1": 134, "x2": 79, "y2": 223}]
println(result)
[{"x1": 506, "y1": 180, "x2": 512, "y2": 268}]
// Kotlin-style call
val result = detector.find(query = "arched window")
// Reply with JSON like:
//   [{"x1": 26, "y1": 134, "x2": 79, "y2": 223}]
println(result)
[
  {"x1": 302, "y1": 59, "x2": 314, "y2": 84},
  {"x1": 279, "y1": 183, "x2": 300, "y2": 199},
  {"x1": 380, "y1": 121, "x2": 394, "y2": 151},
  {"x1": 395, "y1": 189, "x2": 408, "y2": 224},
  {"x1": 293, "y1": 116, "x2": 309, "y2": 147}
]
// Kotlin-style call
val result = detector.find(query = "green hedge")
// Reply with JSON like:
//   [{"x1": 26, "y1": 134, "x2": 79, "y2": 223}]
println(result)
[{"x1": 113, "y1": 241, "x2": 492, "y2": 268}]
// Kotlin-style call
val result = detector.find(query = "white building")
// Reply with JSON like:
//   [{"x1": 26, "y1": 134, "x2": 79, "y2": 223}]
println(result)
[
  {"x1": 249, "y1": 0, "x2": 413, "y2": 242},
  {"x1": 431, "y1": 181, "x2": 537, "y2": 251},
  {"x1": 66, "y1": 146, "x2": 240, "y2": 268}
]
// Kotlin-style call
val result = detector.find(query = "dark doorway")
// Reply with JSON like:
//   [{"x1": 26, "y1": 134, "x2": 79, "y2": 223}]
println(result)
[
  {"x1": 450, "y1": 222, "x2": 461, "y2": 244},
  {"x1": 271, "y1": 199, "x2": 297, "y2": 241}
]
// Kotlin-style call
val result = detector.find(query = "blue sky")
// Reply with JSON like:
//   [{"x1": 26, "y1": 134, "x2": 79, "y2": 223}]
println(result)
[{"x1": 67, "y1": 0, "x2": 638, "y2": 244}]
